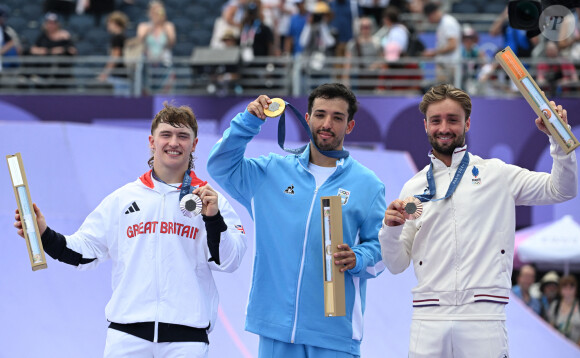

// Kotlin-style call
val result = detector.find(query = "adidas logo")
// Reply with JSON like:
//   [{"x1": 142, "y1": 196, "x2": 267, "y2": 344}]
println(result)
[{"x1": 125, "y1": 202, "x2": 140, "y2": 214}]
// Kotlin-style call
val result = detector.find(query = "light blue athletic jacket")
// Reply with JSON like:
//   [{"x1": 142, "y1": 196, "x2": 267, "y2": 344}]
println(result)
[{"x1": 207, "y1": 110, "x2": 386, "y2": 355}]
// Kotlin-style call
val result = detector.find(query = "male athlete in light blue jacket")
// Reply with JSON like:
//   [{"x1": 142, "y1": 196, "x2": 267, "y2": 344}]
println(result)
[{"x1": 207, "y1": 84, "x2": 386, "y2": 358}]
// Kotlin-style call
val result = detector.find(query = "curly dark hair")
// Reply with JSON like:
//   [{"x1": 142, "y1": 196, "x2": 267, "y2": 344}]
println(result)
[{"x1": 148, "y1": 101, "x2": 198, "y2": 170}]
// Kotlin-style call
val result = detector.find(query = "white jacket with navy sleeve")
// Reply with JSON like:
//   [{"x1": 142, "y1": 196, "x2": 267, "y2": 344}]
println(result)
[{"x1": 63, "y1": 170, "x2": 246, "y2": 331}]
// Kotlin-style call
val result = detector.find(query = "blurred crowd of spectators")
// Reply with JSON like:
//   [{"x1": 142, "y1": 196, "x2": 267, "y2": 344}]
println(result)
[
  {"x1": 512, "y1": 266, "x2": 580, "y2": 346},
  {"x1": 0, "y1": 0, "x2": 579, "y2": 95}
]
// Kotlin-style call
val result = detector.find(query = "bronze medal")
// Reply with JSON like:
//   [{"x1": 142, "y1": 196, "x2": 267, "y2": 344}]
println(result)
[{"x1": 402, "y1": 197, "x2": 423, "y2": 220}]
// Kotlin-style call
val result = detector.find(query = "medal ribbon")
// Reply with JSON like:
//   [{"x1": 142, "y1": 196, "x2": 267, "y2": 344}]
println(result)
[
  {"x1": 179, "y1": 170, "x2": 195, "y2": 201},
  {"x1": 414, "y1": 151, "x2": 470, "y2": 203},
  {"x1": 151, "y1": 170, "x2": 197, "y2": 201},
  {"x1": 277, "y1": 101, "x2": 349, "y2": 159}
]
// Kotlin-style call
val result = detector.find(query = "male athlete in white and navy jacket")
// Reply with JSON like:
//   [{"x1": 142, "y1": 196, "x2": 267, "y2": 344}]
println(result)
[
  {"x1": 14, "y1": 103, "x2": 246, "y2": 358},
  {"x1": 380, "y1": 84, "x2": 577, "y2": 358}
]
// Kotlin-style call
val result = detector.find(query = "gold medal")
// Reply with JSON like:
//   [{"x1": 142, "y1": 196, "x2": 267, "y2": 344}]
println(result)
[
  {"x1": 264, "y1": 98, "x2": 286, "y2": 117},
  {"x1": 180, "y1": 193, "x2": 202, "y2": 217},
  {"x1": 402, "y1": 197, "x2": 423, "y2": 220}
]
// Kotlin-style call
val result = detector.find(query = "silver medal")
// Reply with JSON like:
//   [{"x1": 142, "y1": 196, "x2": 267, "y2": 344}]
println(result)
[{"x1": 180, "y1": 193, "x2": 202, "y2": 217}]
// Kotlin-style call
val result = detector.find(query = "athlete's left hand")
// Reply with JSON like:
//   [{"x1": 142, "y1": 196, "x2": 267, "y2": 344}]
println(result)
[
  {"x1": 334, "y1": 244, "x2": 356, "y2": 272},
  {"x1": 536, "y1": 101, "x2": 567, "y2": 136},
  {"x1": 193, "y1": 184, "x2": 218, "y2": 217}
]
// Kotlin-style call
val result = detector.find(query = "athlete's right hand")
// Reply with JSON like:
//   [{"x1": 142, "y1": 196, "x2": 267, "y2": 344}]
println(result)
[
  {"x1": 14, "y1": 203, "x2": 47, "y2": 238},
  {"x1": 384, "y1": 199, "x2": 406, "y2": 227},
  {"x1": 247, "y1": 95, "x2": 272, "y2": 120}
]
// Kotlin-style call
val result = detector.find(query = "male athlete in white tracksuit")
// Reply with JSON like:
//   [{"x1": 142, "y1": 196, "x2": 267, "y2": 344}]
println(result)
[
  {"x1": 379, "y1": 84, "x2": 577, "y2": 358},
  {"x1": 14, "y1": 103, "x2": 246, "y2": 358}
]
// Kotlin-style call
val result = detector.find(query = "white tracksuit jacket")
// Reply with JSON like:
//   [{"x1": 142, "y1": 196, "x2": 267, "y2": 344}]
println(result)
[
  {"x1": 379, "y1": 139, "x2": 577, "y2": 320},
  {"x1": 64, "y1": 170, "x2": 246, "y2": 330}
]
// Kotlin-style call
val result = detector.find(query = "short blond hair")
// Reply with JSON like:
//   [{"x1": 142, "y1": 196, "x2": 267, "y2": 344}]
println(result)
[{"x1": 419, "y1": 84, "x2": 472, "y2": 119}]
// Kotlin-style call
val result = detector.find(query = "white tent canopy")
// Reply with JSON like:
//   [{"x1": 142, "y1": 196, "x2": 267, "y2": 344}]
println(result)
[{"x1": 518, "y1": 215, "x2": 580, "y2": 275}]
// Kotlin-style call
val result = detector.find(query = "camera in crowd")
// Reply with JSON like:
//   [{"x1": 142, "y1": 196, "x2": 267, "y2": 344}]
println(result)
[{"x1": 508, "y1": 0, "x2": 580, "y2": 37}]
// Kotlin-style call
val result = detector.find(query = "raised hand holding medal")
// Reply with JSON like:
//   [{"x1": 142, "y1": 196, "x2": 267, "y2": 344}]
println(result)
[
  {"x1": 152, "y1": 169, "x2": 210, "y2": 217},
  {"x1": 180, "y1": 193, "x2": 202, "y2": 217},
  {"x1": 402, "y1": 197, "x2": 423, "y2": 220},
  {"x1": 192, "y1": 184, "x2": 219, "y2": 217},
  {"x1": 384, "y1": 151, "x2": 470, "y2": 226},
  {"x1": 248, "y1": 95, "x2": 349, "y2": 159},
  {"x1": 263, "y1": 98, "x2": 286, "y2": 118}
]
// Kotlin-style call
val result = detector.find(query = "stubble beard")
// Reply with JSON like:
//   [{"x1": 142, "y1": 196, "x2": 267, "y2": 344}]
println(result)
[
  {"x1": 428, "y1": 131, "x2": 466, "y2": 156},
  {"x1": 312, "y1": 129, "x2": 342, "y2": 151}
]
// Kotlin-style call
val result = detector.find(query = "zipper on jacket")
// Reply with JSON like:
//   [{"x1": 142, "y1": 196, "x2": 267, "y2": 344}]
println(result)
[
  {"x1": 290, "y1": 187, "x2": 318, "y2": 343},
  {"x1": 153, "y1": 192, "x2": 166, "y2": 343},
  {"x1": 449, "y1": 167, "x2": 459, "y2": 297}
]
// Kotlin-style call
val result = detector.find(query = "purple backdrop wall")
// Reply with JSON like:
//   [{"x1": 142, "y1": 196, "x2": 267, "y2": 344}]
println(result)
[{"x1": 1, "y1": 94, "x2": 579, "y2": 229}]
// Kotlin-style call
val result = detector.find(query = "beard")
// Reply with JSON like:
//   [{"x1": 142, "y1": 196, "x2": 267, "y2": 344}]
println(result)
[
  {"x1": 312, "y1": 129, "x2": 342, "y2": 151},
  {"x1": 428, "y1": 130, "x2": 466, "y2": 156}
]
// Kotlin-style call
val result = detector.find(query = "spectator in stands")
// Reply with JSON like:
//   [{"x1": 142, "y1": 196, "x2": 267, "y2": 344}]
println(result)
[
  {"x1": 239, "y1": 0, "x2": 274, "y2": 62},
  {"x1": 489, "y1": 6, "x2": 535, "y2": 58},
  {"x1": 0, "y1": 5, "x2": 19, "y2": 71},
  {"x1": 223, "y1": 0, "x2": 250, "y2": 30},
  {"x1": 512, "y1": 264, "x2": 542, "y2": 315},
  {"x1": 283, "y1": 0, "x2": 308, "y2": 56},
  {"x1": 558, "y1": 7, "x2": 580, "y2": 61},
  {"x1": 372, "y1": 6, "x2": 421, "y2": 94},
  {"x1": 29, "y1": 12, "x2": 77, "y2": 87},
  {"x1": 239, "y1": 0, "x2": 274, "y2": 91},
  {"x1": 539, "y1": 271, "x2": 560, "y2": 321},
  {"x1": 329, "y1": 0, "x2": 357, "y2": 59},
  {"x1": 260, "y1": 0, "x2": 297, "y2": 56},
  {"x1": 98, "y1": 11, "x2": 130, "y2": 96},
  {"x1": 374, "y1": 6, "x2": 408, "y2": 62},
  {"x1": 421, "y1": 1, "x2": 461, "y2": 83},
  {"x1": 221, "y1": 29, "x2": 240, "y2": 47},
  {"x1": 299, "y1": 1, "x2": 335, "y2": 71},
  {"x1": 548, "y1": 275, "x2": 580, "y2": 346},
  {"x1": 30, "y1": 12, "x2": 76, "y2": 57},
  {"x1": 44, "y1": 0, "x2": 76, "y2": 22},
  {"x1": 210, "y1": 0, "x2": 244, "y2": 49},
  {"x1": 212, "y1": 30, "x2": 242, "y2": 96},
  {"x1": 358, "y1": 0, "x2": 389, "y2": 27},
  {"x1": 343, "y1": 16, "x2": 382, "y2": 90},
  {"x1": 136, "y1": 0, "x2": 176, "y2": 94},
  {"x1": 476, "y1": 57, "x2": 517, "y2": 96},
  {"x1": 536, "y1": 41, "x2": 579, "y2": 97},
  {"x1": 460, "y1": 24, "x2": 486, "y2": 92}
]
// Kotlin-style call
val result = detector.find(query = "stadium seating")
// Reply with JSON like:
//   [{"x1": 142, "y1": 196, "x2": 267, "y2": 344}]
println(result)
[
  {"x1": 451, "y1": 2, "x2": 480, "y2": 14},
  {"x1": 483, "y1": 1, "x2": 509, "y2": 15},
  {"x1": 4, "y1": 0, "x2": 227, "y2": 56}
]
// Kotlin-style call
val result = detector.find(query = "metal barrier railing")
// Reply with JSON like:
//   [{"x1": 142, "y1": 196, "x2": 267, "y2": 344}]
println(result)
[{"x1": 0, "y1": 55, "x2": 578, "y2": 98}]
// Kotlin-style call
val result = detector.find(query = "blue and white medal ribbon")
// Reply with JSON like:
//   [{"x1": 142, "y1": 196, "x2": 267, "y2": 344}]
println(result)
[
  {"x1": 404, "y1": 151, "x2": 470, "y2": 220},
  {"x1": 179, "y1": 171, "x2": 202, "y2": 217},
  {"x1": 153, "y1": 170, "x2": 202, "y2": 217}
]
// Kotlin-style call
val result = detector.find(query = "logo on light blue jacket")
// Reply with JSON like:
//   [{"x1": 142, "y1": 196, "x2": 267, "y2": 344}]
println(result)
[{"x1": 338, "y1": 188, "x2": 350, "y2": 205}]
